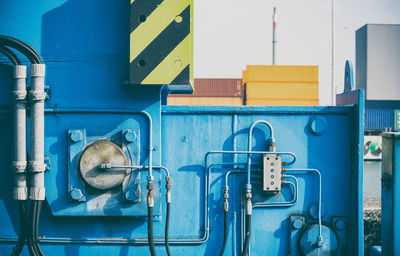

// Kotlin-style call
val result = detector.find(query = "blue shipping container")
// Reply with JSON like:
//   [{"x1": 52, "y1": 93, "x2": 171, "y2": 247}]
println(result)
[{"x1": 365, "y1": 109, "x2": 393, "y2": 131}]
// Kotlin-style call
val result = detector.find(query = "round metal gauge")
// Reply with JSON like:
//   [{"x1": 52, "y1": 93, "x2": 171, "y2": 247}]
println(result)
[{"x1": 79, "y1": 140, "x2": 128, "y2": 190}]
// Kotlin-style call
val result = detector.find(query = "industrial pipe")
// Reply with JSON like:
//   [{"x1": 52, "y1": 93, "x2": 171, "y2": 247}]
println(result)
[
  {"x1": 219, "y1": 185, "x2": 229, "y2": 256},
  {"x1": 147, "y1": 180, "x2": 157, "y2": 256},
  {"x1": 165, "y1": 176, "x2": 172, "y2": 256},
  {"x1": 0, "y1": 45, "x2": 21, "y2": 65},
  {"x1": 11, "y1": 65, "x2": 28, "y2": 256},
  {"x1": 29, "y1": 63, "x2": 46, "y2": 256},
  {"x1": 12, "y1": 65, "x2": 28, "y2": 202}
]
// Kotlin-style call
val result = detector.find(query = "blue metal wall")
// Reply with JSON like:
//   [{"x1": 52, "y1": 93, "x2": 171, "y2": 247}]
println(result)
[
  {"x1": 381, "y1": 133, "x2": 400, "y2": 256},
  {"x1": 0, "y1": 1, "x2": 364, "y2": 255}
]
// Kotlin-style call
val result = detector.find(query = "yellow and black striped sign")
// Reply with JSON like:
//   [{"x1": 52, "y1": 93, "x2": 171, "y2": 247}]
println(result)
[{"x1": 130, "y1": 0, "x2": 193, "y2": 86}]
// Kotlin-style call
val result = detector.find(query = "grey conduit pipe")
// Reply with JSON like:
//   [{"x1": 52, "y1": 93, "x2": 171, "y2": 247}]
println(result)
[
  {"x1": 29, "y1": 64, "x2": 46, "y2": 202},
  {"x1": 12, "y1": 65, "x2": 28, "y2": 201}
]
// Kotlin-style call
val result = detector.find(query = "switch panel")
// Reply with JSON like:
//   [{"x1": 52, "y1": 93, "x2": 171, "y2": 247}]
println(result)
[{"x1": 263, "y1": 154, "x2": 282, "y2": 192}]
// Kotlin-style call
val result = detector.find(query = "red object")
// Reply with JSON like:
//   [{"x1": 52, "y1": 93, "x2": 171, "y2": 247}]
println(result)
[{"x1": 171, "y1": 78, "x2": 243, "y2": 97}]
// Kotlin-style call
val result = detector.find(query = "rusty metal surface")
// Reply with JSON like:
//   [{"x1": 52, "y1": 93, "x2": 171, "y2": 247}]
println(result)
[
  {"x1": 171, "y1": 78, "x2": 243, "y2": 97},
  {"x1": 79, "y1": 140, "x2": 128, "y2": 190}
]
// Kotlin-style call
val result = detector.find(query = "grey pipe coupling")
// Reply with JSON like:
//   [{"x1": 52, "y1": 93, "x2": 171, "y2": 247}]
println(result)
[
  {"x1": 14, "y1": 187, "x2": 28, "y2": 200},
  {"x1": 14, "y1": 65, "x2": 27, "y2": 78},
  {"x1": 30, "y1": 187, "x2": 46, "y2": 200},
  {"x1": 30, "y1": 63, "x2": 45, "y2": 77}
]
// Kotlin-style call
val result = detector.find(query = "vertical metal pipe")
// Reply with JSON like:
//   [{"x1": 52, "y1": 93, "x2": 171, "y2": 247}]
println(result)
[
  {"x1": 331, "y1": 0, "x2": 335, "y2": 105},
  {"x1": 29, "y1": 64, "x2": 46, "y2": 201},
  {"x1": 272, "y1": 7, "x2": 277, "y2": 65},
  {"x1": 12, "y1": 65, "x2": 28, "y2": 200}
]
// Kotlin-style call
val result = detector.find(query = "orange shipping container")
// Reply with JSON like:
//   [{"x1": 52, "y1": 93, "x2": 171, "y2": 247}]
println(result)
[{"x1": 243, "y1": 65, "x2": 318, "y2": 106}]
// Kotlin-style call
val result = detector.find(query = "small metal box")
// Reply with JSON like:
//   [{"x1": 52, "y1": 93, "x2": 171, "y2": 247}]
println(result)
[{"x1": 263, "y1": 154, "x2": 282, "y2": 192}]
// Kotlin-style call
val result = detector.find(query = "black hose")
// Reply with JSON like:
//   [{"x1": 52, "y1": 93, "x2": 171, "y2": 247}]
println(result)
[
  {"x1": 33, "y1": 201, "x2": 44, "y2": 256},
  {"x1": 147, "y1": 206, "x2": 157, "y2": 256},
  {"x1": 27, "y1": 201, "x2": 38, "y2": 256},
  {"x1": 0, "y1": 45, "x2": 21, "y2": 65},
  {"x1": 219, "y1": 210, "x2": 228, "y2": 256},
  {"x1": 240, "y1": 214, "x2": 251, "y2": 256},
  {"x1": 165, "y1": 202, "x2": 171, "y2": 256},
  {"x1": 0, "y1": 35, "x2": 42, "y2": 64},
  {"x1": 10, "y1": 201, "x2": 27, "y2": 256}
]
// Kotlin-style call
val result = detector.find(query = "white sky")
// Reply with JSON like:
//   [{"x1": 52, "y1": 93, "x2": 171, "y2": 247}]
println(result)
[{"x1": 194, "y1": 0, "x2": 400, "y2": 105}]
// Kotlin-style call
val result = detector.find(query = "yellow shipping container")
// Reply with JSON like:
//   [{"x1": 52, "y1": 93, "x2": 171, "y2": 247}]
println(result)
[
  {"x1": 243, "y1": 65, "x2": 318, "y2": 106},
  {"x1": 168, "y1": 97, "x2": 243, "y2": 106}
]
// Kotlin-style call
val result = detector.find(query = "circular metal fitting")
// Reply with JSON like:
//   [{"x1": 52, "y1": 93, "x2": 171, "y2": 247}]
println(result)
[
  {"x1": 309, "y1": 117, "x2": 328, "y2": 136},
  {"x1": 70, "y1": 188, "x2": 83, "y2": 200},
  {"x1": 70, "y1": 130, "x2": 83, "y2": 142},
  {"x1": 124, "y1": 130, "x2": 136, "y2": 143},
  {"x1": 79, "y1": 140, "x2": 128, "y2": 190},
  {"x1": 292, "y1": 218, "x2": 303, "y2": 229},
  {"x1": 299, "y1": 224, "x2": 339, "y2": 256}
]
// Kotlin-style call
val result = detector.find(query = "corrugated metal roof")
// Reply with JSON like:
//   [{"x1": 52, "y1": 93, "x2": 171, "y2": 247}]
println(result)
[{"x1": 170, "y1": 78, "x2": 243, "y2": 97}]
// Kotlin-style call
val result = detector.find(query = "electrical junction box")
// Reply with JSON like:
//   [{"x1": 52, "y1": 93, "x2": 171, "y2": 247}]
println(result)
[
  {"x1": 129, "y1": 0, "x2": 193, "y2": 88},
  {"x1": 263, "y1": 154, "x2": 282, "y2": 192}
]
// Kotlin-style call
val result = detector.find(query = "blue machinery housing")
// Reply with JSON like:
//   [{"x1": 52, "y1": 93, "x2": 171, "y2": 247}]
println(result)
[{"x1": 0, "y1": 1, "x2": 364, "y2": 255}]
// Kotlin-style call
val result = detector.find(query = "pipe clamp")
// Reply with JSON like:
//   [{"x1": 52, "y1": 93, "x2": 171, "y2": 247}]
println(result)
[
  {"x1": 11, "y1": 161, "x2": 27, "y2": 173},
  {"x1": 29, "y1": 160, "x2": 46, "y2": 172},
  {"x1": 29, "y1": 90, "x2": 47, "y2": 101},
  {"x1": 12, "y1": 90, "x2": 27, "y2": 101}
]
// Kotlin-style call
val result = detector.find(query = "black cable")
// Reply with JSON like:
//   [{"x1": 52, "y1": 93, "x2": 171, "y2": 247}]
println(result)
[
  {"x1": 165, "y1": 202, "x2": 171, "y2": 256},
  {"x1": 27, "y1": 201, "x2": 38, "y2": 256},
  {"x1": 33, "y1": 201, "x2": 44, "y2": 256},
  {"x1": 240, "y1": 215, "x2": 251, "y2": 256},
  {"x1": 10, "y1": 201, "x2": 27, "y2": 256},
  {"x1": 0, "y1": 35, "x2": 41, "y2": 64},
  {"x1": 0, "y1": 45, "x2": 21, "y2": 65},
  {"x1": 218, "y1": 210, "x2": 228, "y2": 256},
  {"x1": 147, "y1": 206, "x2": 157, "y2": 256}
]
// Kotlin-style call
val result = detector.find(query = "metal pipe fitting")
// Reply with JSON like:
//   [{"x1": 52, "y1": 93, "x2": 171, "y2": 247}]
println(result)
[
  {"x1": 29, "y1": 64, "x2": 46, "y2": 201},
  {"x1": 147, "y1": 180, "x2": 155, "y2": 208},
  {"x1": 12, "y1": 65, "x2": 28, "y2": 201},
  {"x1": 166, "y1": 176, "x2": 171, "y2": 203},
  {"x1": 223, "y1": 186, "x2": 229, "y2": 212}
]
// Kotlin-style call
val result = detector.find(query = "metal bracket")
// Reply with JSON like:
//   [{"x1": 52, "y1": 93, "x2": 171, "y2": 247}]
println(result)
[
  {"x1": 289, "y1": 215, "x2": 306, "y2": 256},
  {"x1": 121, "y1": 129, "x2": 141, "y2": 203},
  {"x1": 67, "y1": 129, "x2": 87, "y2": 202},
  {"x1": 332, "y1": 216, "x2": 347, "y2": 255}
]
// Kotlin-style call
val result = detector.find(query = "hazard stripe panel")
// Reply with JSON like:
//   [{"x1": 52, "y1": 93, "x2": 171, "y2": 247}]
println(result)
[{"x1": 130, "y1": 0, "x2": 193, "y2": 87}]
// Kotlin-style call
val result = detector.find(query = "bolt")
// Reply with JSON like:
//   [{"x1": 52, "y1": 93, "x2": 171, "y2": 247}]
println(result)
[
  {"x1": 124, "y1": 130, "x2": 136, "y2": 143},
  {"x1": 271, "y1": 169, "x2": 274, "y2": 172},
  {"x1": 125, "y1": 191, "x2": 136, "y2": 201},
  {"x1": 70, "y1": 188, "x2": 83, "y2": 200},
  {"x1": 292, "y1": 218, "x2": 303, "y2": 229},
  {"x1": 334, "y1": 219, "x2": 346, "y2": 231},
  {"x1": 70, "y1": 130, "x2": 82, "y2": 142}
]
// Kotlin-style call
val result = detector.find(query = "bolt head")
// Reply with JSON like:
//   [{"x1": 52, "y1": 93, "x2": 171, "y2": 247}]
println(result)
[
  {"x1": 125, "y1": 191, "x2": 136, "y2": 201},
  {"x1": 70, "y1": 130, "x2": 82, "y2": 142},
  {"x1": 70, "y1": 188, "x2": 83, "y2": 200},
  {"x1": 124, "y1": 130, "x2": 136, "y2": 143},
  {"x1": 334, "y1": 219, "x2": 346, "y2": 231},
  {"x1": 292, "y1": 218, "x2": 303, "y2": 229}
]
